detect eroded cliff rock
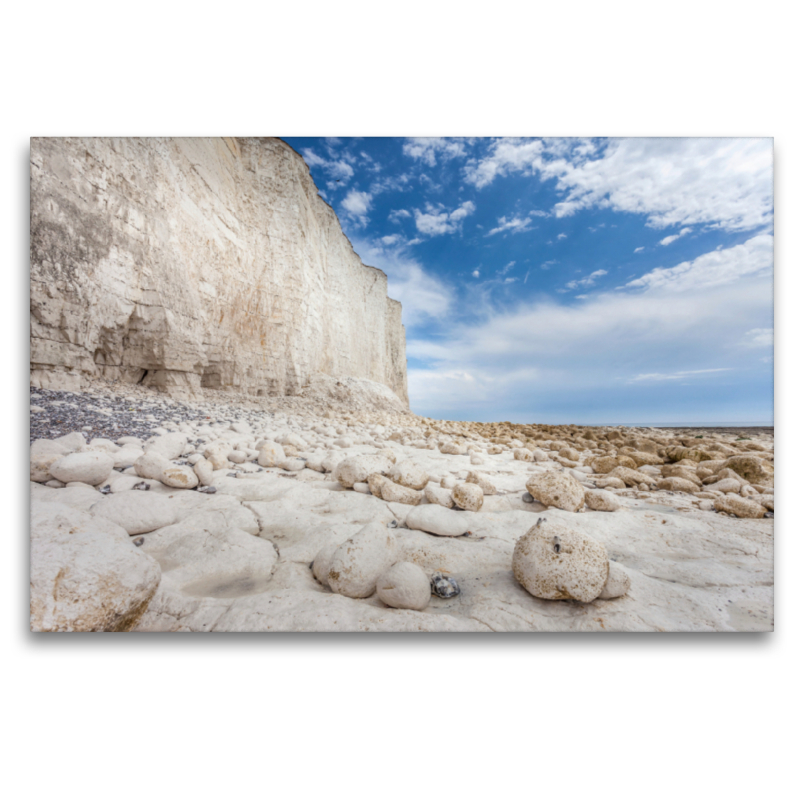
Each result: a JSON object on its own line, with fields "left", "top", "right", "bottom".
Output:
{"left": 30, "top": 137, "right": 408, "bottom": 403}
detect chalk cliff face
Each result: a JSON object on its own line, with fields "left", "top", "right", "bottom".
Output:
{"left": 30, "top": 137, "right": 408, "bottom": 404}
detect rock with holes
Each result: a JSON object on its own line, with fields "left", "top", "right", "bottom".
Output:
{"left": 525, "top": 471, "right": 585, "bottom": 512}
{"left": 30, "top": 501, "right": 161, "bottom": 631}
{"left": 713, "top": 495, "right": 767, "bottom": 519}
{"left": 512, "top": 519, "right": 609, "bottom": 602}
{"left": 389, "top": 460, "right": 429, "bottom": 491}
{"left": 327, "top": 522, "right": 398, "bottom": 598}
{"left": 466, "top": 471, "right": 496, "bottom": 496}
{"left": 453, "top": 482, "right": 484, "bottom": 512}
{"left": 49, "top": 452, "right": 115, "bottom": 486}
{"left": 656, "top": 477, "right": 698, "bottom": 494}
{"left": 257, "top": 441, "right": 286, "bottom": 468}
{"left": 723, "top": 455, "right": 771, "bottom": 484}
{"left": 585, "top": 489, "right": 621, "bottom": 512}
{"left": 376, "top": 562, "right": 431, "bottom": 611}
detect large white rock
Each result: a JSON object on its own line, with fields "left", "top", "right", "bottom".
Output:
{"left": 49, "top": 452, "right": 115, "bottom": 486}
{"left": 585, "top": 489, "right": 621, "bottom": 512}
{"left": 379, "top": 479, "right": 423, "bottom": 505}
{"left": 512, "top": 519, "right": 609, "bottom": 602}
{"left": 145, "top": 432, "right": 188, "bottom": 460}
{"left": 423, "top": 484, "right": 455, "bottom": 508}
{"left": 333, "top": 453, "right": 394, "bottom": 488}
{"left": 525, "top": 471, "right": 585, "bottom": 512}
{"left": 453, "top": 482, "right": 484, "bottom": 511}
{"left": 257, "top": 441, "right": 286, "bottom": 467}
{"left": 389, "top": 460, "right": 429, "bottom": 491}
{"left": 312, "top": 543, "right": 338, "bottom": 588}
{"left": 30, "top": 501, "right": 161, "bottom": 631}
{"left": 376, "top": 562, "right": 431, "bottom": 611}
{"left": 466, "top": 471, "right": 496, "bottom": 495}
{"left": 90, "top": 491, "right": 182, "bottom": 535}
{"left": 327, "top": 522, "right": 398, "bottom": 598}
{"left": 30, "top": 439, "right": 68, "bottom": 482}
{"left": 405, "top": 505, "right": 470, "bottom": 537}
{"left": 599, "top": 561, "right": 631, "bottom": 599}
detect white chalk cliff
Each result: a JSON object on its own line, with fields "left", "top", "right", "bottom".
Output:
{"left": 30, "top": 137, "right": 408, "bottom": 403}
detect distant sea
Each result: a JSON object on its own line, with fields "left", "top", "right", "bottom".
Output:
{"left": 581, "top": 421, "right": 773, "bottom": 428}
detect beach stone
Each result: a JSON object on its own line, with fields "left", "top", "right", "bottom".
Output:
{"left": 406, "top": 504, "right": 470, "bottom": 537}
{"left": 608, "top": 466, "right": 656, "bottom": 487}
{"left": 423, "top": 484, "right": 455, "bottom": 508}
{"left": 594, "top": 476, "right": 625, "bottom": 490}
{"left": 321, "top": 452, "right": 346, "bottom": 473}
{"left": 598, "top": 561, "right": 631, "bottom": 599}
{"left": 30, "top": 501, "right": 161, "bottom": 631}
{"left": 512, "top": 519, "right": 609, "bottom": 602}
{"left": 228, "top": 450, "right": 247, "bottom": 464}
{"left": 453, "top": 482, "right": 484, "bottom": 512}
{"left": 470, "top": 453, "right": 485, "bottom": 465}
{"left": 193, "top": 458, "right": 214, "bottom": 486}
{"left": 366, "top": 473, "right": 391, "bottom": 499}
{"left": 379, "top": 479, "right": 423, "bottom": 505}
{"left": 145, "top": 432, "right": 188, "bottom": 460}
{"left": 525, "top": 471, "right": 585, "bottom": 512}
{"left": 160, "top": 462, "right": 199, "bottom": 490}
{"left": 585, "top": 489, "right": 621, "bottom": 512}
{"left": 49, "top": 452, "right": 115, "bottom": 486}
{"left": 431, "top": 573, "right": 460, "bottom": 598}
{"left": 312, "top": 543, "right": 338, "bottom": 587}
{"left": 53, "top": 432, "right": 86, "bottom": 453}
{"left": 724, "top": 455, "right": 771, "bottom": 484}
{"left": 376, "top": 562, "right": 431, "bottom": 611}
{"left": 513, "top": 448, "right": 534, "bottom": 462}
{"left": 759, "top": 495, "right": 774, "bottom": 511}
{"left": 353, "top": 482, "right": 370, "bottom": 494}
{"left": 134, "top": 451, "right": 170, "bottom": 480}
{"left": 559, "top": 447, "right": 580, "bottom": 462}
{"left": 327, "top": 522, "right": 398, "bottom": 598}
{"left": 706, "top": 478, "right": 742, "bottom": 494}
{"left": 466, "top": 471, "right": 496, "bottom": 495}
{"left": 589, "top": 456, "right": 620, "bottom": 474}
{"left": 441, "top": 476, "right": 457, "bottom": 489}
{"left": 389, "top": 460, "right": 429, "bottom": 490}
{"left": 257, "top": 440, "right": 286, "bottom": 468}
{"left": 704, "top": 467, "right": 743, "bottom": 485}
{"left": 333, "top": 453, "right": 393, "bottom": 488}
{"left": 532, "top": 449, "right": 548, "bottom": 462}
{"left": 714, "top": 495, "right": 767, "bottom": 519}
{"left": 656, "top": 477, "right": 698, "bottom": 494}
{"left": 440, "top": 441, "right": 466, "bottom": 455}
{"left": 30, "top": 439, "right": 69, "bottom": 482}
{"left": 90, "top": 490, "right": 182, "bottom": 534}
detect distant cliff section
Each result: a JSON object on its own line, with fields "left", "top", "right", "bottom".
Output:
{"left": 30, "top": 137, "right": 408, "bottom": 404}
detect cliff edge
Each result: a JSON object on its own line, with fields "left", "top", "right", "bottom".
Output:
{"left": 30, "top": 137, "right": 408, "bottom": 404}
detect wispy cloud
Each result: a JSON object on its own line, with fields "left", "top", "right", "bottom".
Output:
{"left": 634, "top": 246, "right": 645, "bottom": 253}
{"left": 742, "top": 327, "right": 774, "bottom": 348}
{"left": 486, "top": 213, "right": 541, "bottom": 237}
{"left": 659, "top": 227, "right": 693, "bottom": 246}
{"left": 302, "top": 147, "right": 356, "bottom": 190}
{"left": 565, "top": 269, "right": 607, "bottom": 290}
{"left": 628, "top": 368, "right": 732, "bottom": 383}
{"left": 557, "top": 233, "right": 567, "bottom": 240}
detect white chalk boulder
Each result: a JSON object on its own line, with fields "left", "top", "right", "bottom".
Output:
{"left": 376, "top": 562, "right": 431, "bottom": 611}
{"left": 525, "top": 471, "right": 585, "bottom": 513}
{"left": 327, "top": 522, "right": 399, "bottom": 598}
{"left": 49, "top": 452, "right": 115, "bottom": 486}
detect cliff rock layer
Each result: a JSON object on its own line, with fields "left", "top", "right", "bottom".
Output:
{"left": 30, "top": 137, "right": 408, "bottom": 403}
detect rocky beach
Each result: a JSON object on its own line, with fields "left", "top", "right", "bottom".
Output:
{"left": 29, "top": 376, "right": 774, "bottom": 632}
{"left": 28, "top": 136, "right": 774, "bottom": 633}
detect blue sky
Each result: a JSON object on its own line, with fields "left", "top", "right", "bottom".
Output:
{"left": 282, "top": 137, "right": 773, "bottom": 424}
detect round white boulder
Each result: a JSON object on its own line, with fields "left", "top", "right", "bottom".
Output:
{"left": 389, "top": 460, "right": 429, "bottom": 490}
{"left": 49, "top": 452, "right": 115, "bottom": 486}
{"left": 376, "top": 562, "right": 431, "bottom": 611}
{"left": 406, "top": 505, "right": 470, "bottom": 537}
{"left": 333, "top": 454, "right": 394, "bottom": 489}
{"left": 312, "top": 543, "right": 338, "bottom": 588}
{"left": 327, "top": 522, "right": 398, "bottom": 598}
{"left": 453, "top": 482, "right": 484, "bottom": 511}
{"left": 257, "top": 441, "right": 286, "bottom": 468}
{"left": 585, "top": 489, "right": 621, "bottom": 512}
{"left": 525, "top": 471, "right": 585, "bottom": 512}
{"left": 512, "top": 519, "right": 609, "bottom": 602}
{"left": 598, "top": 560, "right": 631, "bottom": 599}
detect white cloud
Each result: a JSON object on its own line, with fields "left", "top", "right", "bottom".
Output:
{"left": 340, "top": 190, "right": 372, "bottom": 225}
{"left": 301, "top": 147, "right": 355, "bottom": 190}
{"left": 541, "top": 260, "right": 558, "bottom": 270}
{"left": 557, "top": 233, "right": 567, "bottom": 240}
{"left": 349, "top": 237, "right": 452, "bottom": 328}
{"left": 370, "top": 172, "right": 411, "bottom": 195}
{"left": 634, "top": 247, "right": 645, "bottom": 253}
{"left": 380, "top": 234, "right": 402, "bottom": 246}
{"left": 628, "top": 368, "right": 732, "bottom": 383}
{"left": 414, "top": 200, "right": 476, "bottom": 236}
{"left": 463, "top": 137, "right": 773, "bottom": 232}
{"left": 472, "top": 269, "right": 480, "bottom": 278}
{"left": 388, "top": 208, "right": 412, "bottom": 223}
{"left": 486, "top": 214, "right": 536, "bottom": 237}
{"left": 625, "top": 234, "right": 772, "bottom": 293}
{"left": 742, "top": 327, "right": 774, "bottom": 348}
{"left": 402, "top": 137, "right": 469, "bottom": 167}
{"left": 659, "top": 227, "right": 693, "bottom": 246}
{"left": 565, "top": 269, "right": 607, "bottom": 290}
{"left": 404, "top": 237, "right": 773, "bottom": 419}
{"left": 498, "top": 261, "right": 516, "bottom": 276}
